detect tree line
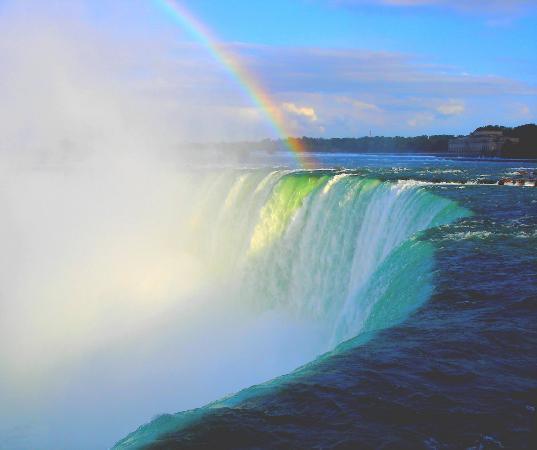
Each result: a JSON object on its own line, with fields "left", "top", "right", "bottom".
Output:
{"left": 196, "top": 123, "right": 537, "bottom": 159}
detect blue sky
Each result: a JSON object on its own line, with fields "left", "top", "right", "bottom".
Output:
{"left": 160, "top": 0, "right": 537, "bottom": 137}
{"left": 180, "top": 0, "right": 537, "bottom": 135}
{"left": 2, "top": 0, "right": 536, "bottom": 140}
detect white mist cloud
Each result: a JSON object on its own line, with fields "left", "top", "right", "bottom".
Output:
{"left": 0, "top": 2, "right": 273, "bottom": 448}
{"left": 0, "top": 1, "right": 285, "bottom": 162}
{"left": 0, "top": 3, "right": 192, "bottom": 165}
{"left": 0, "top": 0, "right": 204, "bottom": 408}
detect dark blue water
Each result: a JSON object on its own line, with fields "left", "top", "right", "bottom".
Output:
{"left": 116, "top": 155, "right": 536, "bottom": 450}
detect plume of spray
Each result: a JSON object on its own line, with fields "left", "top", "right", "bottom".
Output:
{"left": 0, "top": 2, "right": 323, "bottom": 449}
{"left": 0, "top": 0, "right": 199, "bottom": 377}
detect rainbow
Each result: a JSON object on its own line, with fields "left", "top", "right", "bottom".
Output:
{"left": 155, "top": 0, "right": 316, "bottom": 169}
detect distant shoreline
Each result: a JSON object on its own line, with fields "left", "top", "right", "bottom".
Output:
{"left": 188, "top": 123, "right": 537, "bottom": 160}
{"left": 262, "top": 150, "right": 537, "bottom": 162}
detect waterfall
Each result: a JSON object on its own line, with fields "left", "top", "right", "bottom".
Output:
{"left": 113, "top": 169, "right": 470, "bottom": 450}
{"left": 185, "top": 170, "right": 469, "bottom": 346}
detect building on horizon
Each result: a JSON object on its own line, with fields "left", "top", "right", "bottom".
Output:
{"left": 448, "top": 130, "right": 519, "bottom": 158}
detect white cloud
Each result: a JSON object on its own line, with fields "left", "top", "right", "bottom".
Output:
{"left": 407, "top": 112, "right": 435, "bottom": 127}
{"left": 436, "top": 99, "right": 465, "bottom": 116}
{"left": 519, "top": 104, "right": 531, "bottom": 116}
{"left": 509, "top": 102, "right": 533, "bottom": 120}
{"left": 332, "top": 0, "right": 535, "bottom": 15}
{"left": 237, "top": 45, "right": 536, "bottom": 134}
{"left": 353, "top": 100, "right": 381, "bottom": 111}
{"left": 241, "top": 45, "right": 536, "bottom": 98}
{"left": 282, "top": 102, "right": 318, "bottom": 121}
{"left": 202, "top": 43, "right": 536, "bottom": 136}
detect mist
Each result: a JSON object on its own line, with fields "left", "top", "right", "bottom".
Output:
{"left": 0, "top": 2, "right": 328, "bottom": 449}
{"left": 1, "top": 2, "right": 431, "bottom": 449}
